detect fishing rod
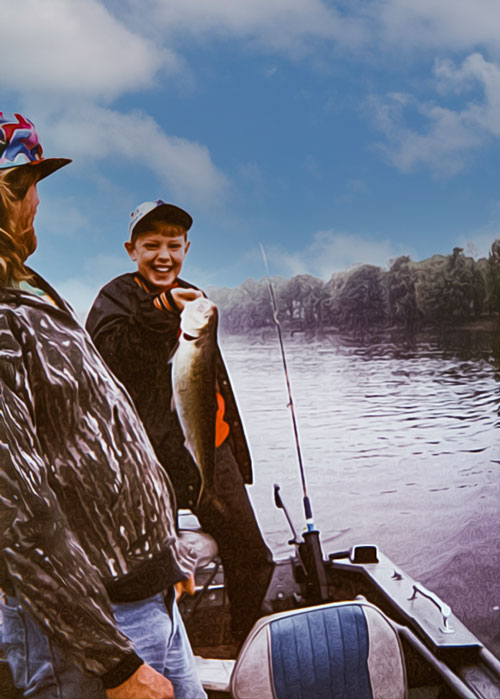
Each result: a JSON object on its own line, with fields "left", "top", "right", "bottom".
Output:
{"left": 260, "top": 244, "right": 329, "bottom": 601}
{"left": 259, "top": 244, "right": 314, "bottom": 531}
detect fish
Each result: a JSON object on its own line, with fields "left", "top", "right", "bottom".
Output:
{"left": 170, "top": 296, "right": 222, "bottom": 510}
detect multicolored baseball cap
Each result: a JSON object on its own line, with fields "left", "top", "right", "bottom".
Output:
{"left": 129, "top": 199, "right": 193, "bottom": 239}
{"left": 0, "top": 113, "right": 71, "bottom": 180}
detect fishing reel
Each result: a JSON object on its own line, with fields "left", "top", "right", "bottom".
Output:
{"left": 273, "top": 483, "right": 329, "bottom": 603}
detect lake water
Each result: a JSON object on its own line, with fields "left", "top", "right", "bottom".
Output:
{"left": 219, "top": 328, "right": 500, "bottom": 657}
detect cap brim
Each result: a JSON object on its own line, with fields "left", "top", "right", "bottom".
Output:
{"left": 3, "top": 157, "right": 72, "bottom": 183}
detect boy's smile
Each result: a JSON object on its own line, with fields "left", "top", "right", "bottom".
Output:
{"left": 125, "top": 227, "right": 190, "bottom": 290}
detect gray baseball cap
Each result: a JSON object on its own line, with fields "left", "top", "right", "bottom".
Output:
{"left": 128, "top": 199, "right": 193, "bottom": 239}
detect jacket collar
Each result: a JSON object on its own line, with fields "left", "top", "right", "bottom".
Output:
{"left": 0, "top": 269, "right": 75, "bottom": 318}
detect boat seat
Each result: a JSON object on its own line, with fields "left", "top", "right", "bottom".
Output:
{"left": 230, "top": 600, "right": 407, "bottom": 699}
{"left": 178, "top": 528, "right": 218, "bottom": 571}
{"left": 177, "top": 529, "right": 220, "bottom": 617}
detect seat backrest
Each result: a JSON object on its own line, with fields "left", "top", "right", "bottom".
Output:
{"left": 178, "top": 528, "right": 218, "bottom": 570}
{"left": 230, "top": 601, "right": 407, "bottom": 699}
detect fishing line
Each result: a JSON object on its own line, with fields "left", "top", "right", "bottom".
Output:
{"left": 259, "top": 243, "right": 314, "bottom": 531}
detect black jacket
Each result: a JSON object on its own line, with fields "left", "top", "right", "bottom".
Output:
{"left": 86, "top": 273, "right": 252, "bottom": 509}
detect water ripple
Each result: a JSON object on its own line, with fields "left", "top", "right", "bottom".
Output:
{"left": 221, "top": 332, "right": 500, "bottom": 655}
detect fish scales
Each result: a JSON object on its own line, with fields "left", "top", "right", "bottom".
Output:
{"left": 171, "top": 297, "right": 219, "bottom": 506}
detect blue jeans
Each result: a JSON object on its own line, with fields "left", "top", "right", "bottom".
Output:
{"left": 1, "top": 592, "right": 207, "bottom": 699}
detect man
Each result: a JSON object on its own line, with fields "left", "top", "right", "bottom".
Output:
{"left": 0, "top": 113, "right": 206, "bottom": 698}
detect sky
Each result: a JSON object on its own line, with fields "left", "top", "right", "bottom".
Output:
{"left": 4, "top": 0, "right": 500, "bottom": 315}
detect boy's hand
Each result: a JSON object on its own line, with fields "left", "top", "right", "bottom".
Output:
{"left": 170, "top": 288, "right": 203, "bottom": 312}
{"left": 175, "top": 572, "right": 196, "bottom": 600}
{"left": 105, "top": 664, "right": 174, "bottom": 699}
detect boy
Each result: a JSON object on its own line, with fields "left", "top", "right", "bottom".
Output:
{"left": 86, "top": 200, "right": 274, "bottom": 640}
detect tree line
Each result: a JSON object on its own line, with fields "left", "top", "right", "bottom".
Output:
{"left": 207, "top": 241, "right": 500, "bottom": 335}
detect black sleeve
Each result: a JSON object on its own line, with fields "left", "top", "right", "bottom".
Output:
{"left": 86, "top": 281, "right": 181, "bottom": 397}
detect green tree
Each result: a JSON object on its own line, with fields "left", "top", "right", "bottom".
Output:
{"left": 276, "top": 274, "right": 328, "bottom": 331}
{"left": 386, "top": 256, "right": 418, "bottom": 328}
{"left": 414, "top": 248, "right": 484, "bottom": 325}
{"left": 332, "top": 264, "right": 387, "bottom": 331}
{"left": 485, "top": 240, "right": 500, "bottom": 316}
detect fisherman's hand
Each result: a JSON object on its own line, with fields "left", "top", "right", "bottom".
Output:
{"left": 170, "top": 288, "right": 203, "bottom": 312}
{"left": 175, "top": 572, "right": 196, "bottom": 600}
{"left": 105, "top": 664, "right": 174, "bottom": 699}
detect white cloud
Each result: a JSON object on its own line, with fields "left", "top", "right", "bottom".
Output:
{"left": 107, "top": 0, "right": 500, "bottom": 60}
{"left": 124, "top": 0, "right": 367, "bottom": 54}
{"left": 5, "top": 0, "right": 500, "bottom": 109}
{"left": 367, "top": 53, "right": 500, "bottom": 176}
{"left": 372, "top": 0, "right": 500, "bottom": 54}
{"left": 266, "top": 230, "right": 408, "bottom": 279}
{"left": 0, "top": 2, "right": 227, "bottom": 206}
{"left": 9, "top": 1, "right": 500, "bottom": 218}
{"left": 370, "top": 96, "right": 481, "bottom": 176}
{"left": 434, "top": 54, "right": 500, "bottom": 137}
{"left": 458, "top": 229, "right": 500, "bottom": 261}
{"left": 32, "top": 105, "right": 228, "bottom": 206}
{"left": 0, "top": 0, "right": 175, "bottom": 100}
{"left": 0, "top": 0, "right": 235, "bottom": 207}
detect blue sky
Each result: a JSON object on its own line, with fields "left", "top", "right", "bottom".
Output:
{"left": 3, "top": 0, "right": 500, "bottom": 314}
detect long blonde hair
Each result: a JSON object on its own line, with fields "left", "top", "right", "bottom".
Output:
{"left": 0, "top": 168, "right": 37, "bottom": 287}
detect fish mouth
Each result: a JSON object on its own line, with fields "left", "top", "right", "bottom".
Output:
{"left": 180, "top": 297, "right": 218, "bottom": 336}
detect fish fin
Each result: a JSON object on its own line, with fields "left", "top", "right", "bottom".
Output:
{"left": 167, "top": 339, "right": 180, "bottom": 364}
{"left": 183, "top": 438, "right": 198, "bottom": 466}
{"left": 215, "top": 392, "right": 230, "bottom": 447}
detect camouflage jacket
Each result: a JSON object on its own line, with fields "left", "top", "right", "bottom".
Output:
{"left": 0, "top": 272, "right": 194, "bottom": 685}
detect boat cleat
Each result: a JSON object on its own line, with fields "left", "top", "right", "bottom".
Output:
{"left": 408, "top": 582, "right": 455, "bottom": 634}
{"left": 328, "top": 547, "right": 480, "bottom": 651}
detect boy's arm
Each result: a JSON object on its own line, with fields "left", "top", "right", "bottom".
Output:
{"left": 86, "top": 282, "right": 181, "bottom": 387}
{"left": 86, "top": 281, "right": 202, "bottom": 401}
